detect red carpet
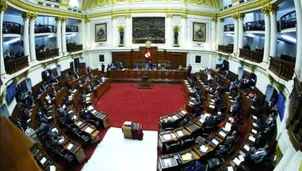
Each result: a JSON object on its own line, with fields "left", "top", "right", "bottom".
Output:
{"left": 95, "top": 83, "right": 186, "bottom": 130}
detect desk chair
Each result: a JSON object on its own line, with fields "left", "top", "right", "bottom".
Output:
{"left": 165, "top": 141, "right": 181, "bottom": 153}
{"left": 180, "top": 137, "right": 195, "bottom": 149}
{"left": 207, "top": 157, "right": 225, "bottom": 171}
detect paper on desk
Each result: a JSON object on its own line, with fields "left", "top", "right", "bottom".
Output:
{"left": 181, "top": 110, "right": 187, "bottom": 115}
{"left": 85, "top": 97, "right": 90, "bottom": 101}
{"left": 47, "top": 116, "right": 53, "bottom": 119}
{"left": 163, "top": 158, "right": 171, "bottom": 167}
{"left": 68, "top": 110, "right": 73, "bottom": 114}
{"left": 252, "top": 122, "right": 257, "bottom": 127}
{"left": 239, "top": 150, "right": 246, "bottom": 157}
{"left": 233, "top": 157, "right": 241, "bottom": 166}
{"left": 50, "top": 165, "right": 56, "bottom": 171}
{"left": 182, "top": 153, "right": 192, "bottom": 161}
{"left": 212, "top": 139, "right": 219, "bottom": 145}
{"left": 177, "top": 130, "right": 184, "bottom": 137}
{"left": 86, "top": 93, "right": 92, "bottom": 97}
{"left": 244, "top": 144, "right": 250, "bottom": 151}
{"left": 76, "top": 121, "right": 82, "bottom": 126}
{"left": 227, "top": 166, "right": 234, "bottom": 171}
{"left": 248, "top": 136, "right": 255, "bottom": 142}
{"left": 40, "top": 157, "right": 47, "bottom": 164}
{"left": 252, "top": 115, "right": 257, "bottom": 120}
{"left": 172, "top": 115, "right": 178, "bottom": 121}
{"left": 72, "top": 115, "right": 77, "bottom": 119}
{"left": 224, "top": 122, "right": 232, "bottom": 131}
{"left": 211, "top": 99, "right": 215, "bottom": 102}
{"left": 51, "top": 128, "right": 58, "bottom": 133}
{"left": 199, "top": 145, "right": 209, "bottom": 153}
{"left": 219, "top": 131, "right": 227, "bottom": 137}
{"left": 229, "top": 117, "right": 234, "bottom": 123}
{"left": 67, "top": 143, "right": 73, "bottom": 150}
{"left": 209, "top": 104, "right": 215, "bottom": 109}
{"left": 124, "top": 121, "right": 132, "bottom": 126}
{"left": 85, "top": 127, "right": 93, "bottom": 134}
{"left": 91, "top": 110, "right": 97, "bottom": 114}
{"left": 87, "top": 105, "right": 93, "bottom": 111}
{"left": 163, "top": 134, "right": 172, "bottom": 140}
{"left": 251, "top": 129, "right": 257, "bottom": 134}
{"left": 238, "top": 155, "right": 245, "bottom": 162}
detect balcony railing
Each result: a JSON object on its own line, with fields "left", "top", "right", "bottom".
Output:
{"left": 36, "top": 48, "right": 59, "bottom": 61}
{"left": 239, "top": 48, "right": 263, "bottom": 63}
{"left": 224, "top": 24, "right": 234, "bottom": 32}
{"left": 245, "top": 20, "right": 265, "bottom": 31}
{"left": 67, "top": 44, "right": 83, "bottom": 53}
{"left": 66, "top": 25, "right": 78, "bottom": 32}
{"left": 269, "top": 57, "right": 295, "bottom": 80}
{"left": 4, "top": 56, "right": 29, "bottom": 74}
{"left": 280, "top": 11, "right": 296, "bottom": 30}
{"left": 34, "top": 24, "right": 55, "bottom": 33}
{"left": 2, "top": 21, "right": 22, "bottom": 34}
{"left": 218, "top": 44, "right": 233, "bottom": 53}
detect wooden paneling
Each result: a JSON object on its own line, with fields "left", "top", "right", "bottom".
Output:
{"left": 111, "top": 47, "right": 187, "bottom": 69}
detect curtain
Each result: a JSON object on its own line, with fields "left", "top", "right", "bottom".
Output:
{"left": 277, "top": 91, "right": 286, "bottom": 121}
{"left": 0, "top": 115, "right": 40, "bottom": 171}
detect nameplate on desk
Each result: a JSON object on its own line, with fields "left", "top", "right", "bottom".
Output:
{"left": 67, "top": 143, "right": 74, "bottom": 150}
{"left": 212, "top": 139, "right": 219, "bottom": 145}
{"left": 219, "top": 131, "right": 227, "bottom": 138}
{"left": 177, "top": 130, "right": 184, "bottom": 137}
{"left": 233, "top": 157, "right": 241, "bottom": 166}
{"left": 244, "top": 144, "right": 250, "bottom": 151}
{"left": 199, "top": 145, "right": 209, "bottom": 153}
{"left": 76, "top": 121, "right": 83, "bottom": 126}
{"left": 85, "top": 127, "right": 93, "bottom": 134}
{"left": 40, "top": 157, "right": 47, "bottom": 165}
{"left": 251, "top": 129, "right": 257, "bottom": 134}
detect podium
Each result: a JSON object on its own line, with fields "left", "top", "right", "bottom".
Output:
{"left": 122, "top": 121, "right": 144, "bottom": 140}
{"left": 138, "top": 75, "right": 153, "bottom": 89}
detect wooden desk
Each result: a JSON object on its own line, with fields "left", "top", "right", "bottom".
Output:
{"left": 158, "top": 132, "right": 177, "bottom": 151}
{"left": 110, "top": 69, "right": 187, "bottom": 82}
{"left": 157, "top": 155, "right": 179, "bottom": 171}
{"left": 93, "top": 78, "right": 111, "bottom": 97}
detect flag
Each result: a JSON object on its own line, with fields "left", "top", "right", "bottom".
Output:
{"left": 145, "top": 48, "right": 152, "bottom": 60}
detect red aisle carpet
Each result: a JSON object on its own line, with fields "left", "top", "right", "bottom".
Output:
{"left": 95, "top": 83, "right": 186, "bottom": 130}
{"left": 71, "top": 83, "right": 185, "bottom": 171}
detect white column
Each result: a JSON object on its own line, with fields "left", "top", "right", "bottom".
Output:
{"left": 112, "top": 15, "right": 117, "bottom": 47}
{"left": 78, "top": 19, "right": 85, "bottom": 48}
{"left": 269, "top": 6, "right": 278, "bottom": 58}
{"left": 166, "top": 14, "right": 172, "bottom": 48}
{"left": 217, "top": 18, "right": 224, "bottom": 46}
{"left": 61, "top": 18, "right": 67, "bottom": 54}
{"left": 22, "top": 13, "right": 30, "bottom": 60}
{"left": 233, "top": 16, "right": 239, "bottom": 53}
{"left": 238, "top": 14, "right": 245, "bottom": 50}
{"left": 85, "top": 19, "right": 91, "bottom": 50}
{"left": 0, "top": 10, "right": 5, "bottom": 74}
{"left": 263, "top": 9, "right": 271, "bottom": 63}
{"left": 56, "top": 17, "right": 62, "bottom": 54}
{"left": 293, "top": 0, "right": 302, "bottom": 80}
{"left": 180, "top": 14, "right": 187, "bottom": 48}
{"left": 29, "top": 14, "right": 37, "bottom": 61}
{"left": 211, "top": 18, "right": 216, "bottom": 51}
{"left": 125, "top": 14, "right": 131, "bottom": 47}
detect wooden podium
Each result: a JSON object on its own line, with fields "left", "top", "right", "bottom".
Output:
{"left": 138, "top": 74, "right": 153, "bottom": 89}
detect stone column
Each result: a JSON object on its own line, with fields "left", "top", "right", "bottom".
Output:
{"left": 61, "top": 17, "right": 67, "bottom": 55}
{"left": 125, "top": 14, "right": 131, "bottom": 47}
{"left": 55, "top": 17, "right": 62, "bottom": 54}
{"left": 211, "top": 17, "right": 217, "bottom": 51}
{"left": 22, "top": 12, "right": 30, "bottom": 60}
{"left": 232, "top": 14, "right": 239, "bottom": 54}
{"left": 29, "top": 13, "right": 37, "bottom": 61}
{"left": 217, "top": 18, "right": 224, "bottom": 47}
{"left": 238, "top": 13, "right": 245, "bottom": 50}
{"left": 180, "top": 14, "right": 187, "bottom": 48}
{"left": 293, "top": 0, "right": 302, "bottom": 80}
{"left": 85, "top": 18, "right": 91, "bottom": 50}
{"left": 262, "top": 6, "right": 271, "bottom": 63}
{"left": 269, "top": 4, "right": 278, "bottom": 58}
{"left": 166, "top": 13, "right": 172, "bottom": 48}
{"left": 111, "top": 15, "right": 118, "bottom": 47}
{"left": 77, "top": 19, "right": 85, "bottom": 48}
{"left": 0, "top": 1, "right": 8, "bottom": 75}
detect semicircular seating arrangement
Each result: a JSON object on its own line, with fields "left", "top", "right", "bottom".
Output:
{"left": 157, "top": 68, "right": 278, "bottom": 171}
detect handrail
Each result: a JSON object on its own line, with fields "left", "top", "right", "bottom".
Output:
{"left": 280, "top": 11, "right": 296, "bottom": 30}
{"left": 245, "top": 20, "right": 265, "bottom": 31}
{"left": 2, "top": 21, "right": 22, "bottom": 34}
{"left": 224, "top": 24, "right": 234, "bottom": 32}
{"left": 36, "top": 48, "right": 59, "bottom": 61}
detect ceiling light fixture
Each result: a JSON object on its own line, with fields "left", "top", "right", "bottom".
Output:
{"left": 245, "top": 33, "right": 255, "bottom": 38}
{"left": 225, "top": 34, "right": 234, "bottom": 37}
{"left": 4, "top": 38, "right": 21, "bottom": 44}
{"left": 281, "top": 35, "right": 296, "bottom": 43}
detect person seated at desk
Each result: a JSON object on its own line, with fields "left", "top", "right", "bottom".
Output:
{"left": 161, "top": 116, "right": 174, "bottom": 130}
{"left": 86, "top": 84, "right": 93, "bottom": 93}
{"left": 204, "top": 112, "right": 224, "bottom": 127}
{"left": 76, "top": 81, "right": 82, "bottom": 89}
{"left": 57, "top": 105, "right": 67, "bottom": 116}
{"left": 208, "top": 85, "right": 215, "bottom": 95}
{"left": 178, "top": 115, "right": 193, "bottom": 127}
{"left": 26, "top": 92, "right": 35, "bottom": 106}
{"left": 265, "top": 113, "right": 276, "bottom": 126}
{"left": 48, "top": 89, "right": 57, "bottom": 99}
{"left": 224, "top": 131, "right": 238, "bottom": 145}
{"left": 79, "top": 108, "right": 99, "bottom": 128}
{"left": 49, "top": 74, "right": 59, "bottom": 84}
{"left": 182, "top": 161, "right": 204, "bottom": 171}
{"left": 249, "top": 144, "right": 269, "bottom": 164}
{"left": 84, "top": 76, "right": 90, "bottom": 83}
{"left": 204, "top": 67, "right": 210, "bottom": 73}
{"left": 216, "top": 143, "right": 232, "bottom": 156}
{"left": 230, "top": 102, "right": 240, "bottom": 117}
{"left": 37, "top": 110, "right": 51, "bottom": 124}
{"left": 41, "top": 102, "right": 52, "bottom": 113}
{"left": 214, "top": 96, "right": 223, "bottom": 106}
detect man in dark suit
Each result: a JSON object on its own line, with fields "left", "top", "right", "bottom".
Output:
{"left": 187, "top": 64, "right": 192, "bottom": 77}
{"left": 249, "top": 144, "right": 269, "bottom": 164}
{"left": 101, "top": 63, "right": 105, "bottom": 73}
